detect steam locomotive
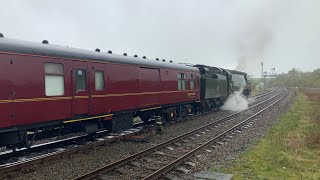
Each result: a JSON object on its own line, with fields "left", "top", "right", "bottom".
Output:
{"left": 0, "top": 34, "right": 250, "bottom": 148}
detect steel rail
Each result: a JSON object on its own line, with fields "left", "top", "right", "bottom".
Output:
{"left": 142, "top": 89, "right": 288, "bottom": 180}
{"left": 0, "top": 128, "right": 142, "bottom": 173}
{"left": 250, "top": 89, "right": 276, "bottom": 99}
{"left": 74, "top": 89, "right": 285, "bottom": 180}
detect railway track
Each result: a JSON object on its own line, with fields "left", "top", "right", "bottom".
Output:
{"left": 251, "top": 89, "right": 274, "bottom": 98}
{"left": 0, "top": 130, "right": 104, "bottom": 160}
{"left": 0, "top": 89, "right": 279, "bottom": 176}
{"left": 74, "top": 89, "right": 287, "bottom": 180}
{"left": 0, "top": 128, "right": 143, "bottom": 173}
{"left": 0, "top": 126, "right": 146, "bottom": 162}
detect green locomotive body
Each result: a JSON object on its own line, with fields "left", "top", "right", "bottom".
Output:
{"left": 195, "top": 65, "right": 251, "bottom": 110}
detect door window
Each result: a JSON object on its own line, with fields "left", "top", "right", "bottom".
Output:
{"left": 178, "top": 73, "right": 186, "bottom": 90}
{"left": 95, "top": 71, "right": 105, "bottom": 90}
{"left": 190, "top": 74, "right": 195, "bottom": 90}
{"left": 76, "top": 69, "right": 87, "bottom": 91}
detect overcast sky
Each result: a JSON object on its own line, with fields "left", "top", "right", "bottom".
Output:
{"left": 1, "top": 0, "right": 319, "bottom": 77}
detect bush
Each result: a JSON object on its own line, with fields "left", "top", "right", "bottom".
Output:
{"left": 270, "top": 68, "right": 320, "bottom": 88}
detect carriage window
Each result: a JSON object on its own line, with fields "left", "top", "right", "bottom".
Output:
{"left": 76, "top": 69, "right": 87, "bottom": 91}
{"left": 44, "top": 63, "right": 64, "bottom": 96}
{"left": 95, "top": 71, "right": 104, "bottom": 90}
{"left": 190, "top": 74, "right": 195, "bottom": 90}
{"left": 178, "top": 73, "right": 186, "bottom": 90}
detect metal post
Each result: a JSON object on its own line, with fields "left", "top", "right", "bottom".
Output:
{"left": 264, "top": 71, "right": 267, "bottom": 89}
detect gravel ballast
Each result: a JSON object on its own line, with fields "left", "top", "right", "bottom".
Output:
{"left": 178, "top": 90, "right": 295, "bottom": 179}
{"left": 2, "top": 111, "right": 231, "bottom": 179}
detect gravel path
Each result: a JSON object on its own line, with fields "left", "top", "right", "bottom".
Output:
{"left": 1, "top": 90, "right": 282, "bottom": 180}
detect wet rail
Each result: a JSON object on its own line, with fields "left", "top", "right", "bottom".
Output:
{"left": 74, "top": 89, "right": 286, "bottom": 180}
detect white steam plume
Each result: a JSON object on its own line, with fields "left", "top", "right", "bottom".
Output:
{"left": 221, "top": 90, "right": 248, "bottom": 112}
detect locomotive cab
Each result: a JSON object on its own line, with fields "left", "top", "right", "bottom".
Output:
{"left": 224, "top": 69, "right": 251, "bottom": 97}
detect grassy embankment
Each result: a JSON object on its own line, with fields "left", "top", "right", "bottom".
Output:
{"left": 214, "top": 90, "right": 320, "bottom": 179}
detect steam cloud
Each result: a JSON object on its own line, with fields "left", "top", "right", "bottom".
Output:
{"left": 235, "top": 1, "right": 280, "bottom": 73}
{"left": 221, "top": 90, "right": 248, "bottom": 112}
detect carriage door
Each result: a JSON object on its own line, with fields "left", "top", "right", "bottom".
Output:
{"left": 89, "top": 63, "right": 106, "bottom": 115}
{"left": 0, "top": 55, "right": 15, "bottom": 127}
{"left": 72, "top": 62, "right": 90, "bottom": 115}
{"left": 139, "top": 68, "right": 161, "bottom": 107}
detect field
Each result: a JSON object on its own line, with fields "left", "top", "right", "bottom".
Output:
{"left": 213, "top": 90, "right": 320, "bottom": 179}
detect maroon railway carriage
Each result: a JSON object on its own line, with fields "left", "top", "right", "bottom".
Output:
{"left": 0, "top": 37, "right": 200, "bottom": 148}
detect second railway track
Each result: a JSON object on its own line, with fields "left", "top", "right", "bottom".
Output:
{"left": 74, "top": 89, "right": 288, "bottom": 180}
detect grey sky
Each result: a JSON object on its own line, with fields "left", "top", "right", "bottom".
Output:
{"left": 1, "top": 0, "right": 319, "bottom": 77}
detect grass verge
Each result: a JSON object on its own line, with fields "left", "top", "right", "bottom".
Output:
{"left": 213, "top": 91, "right": 320, "bottom": 179}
